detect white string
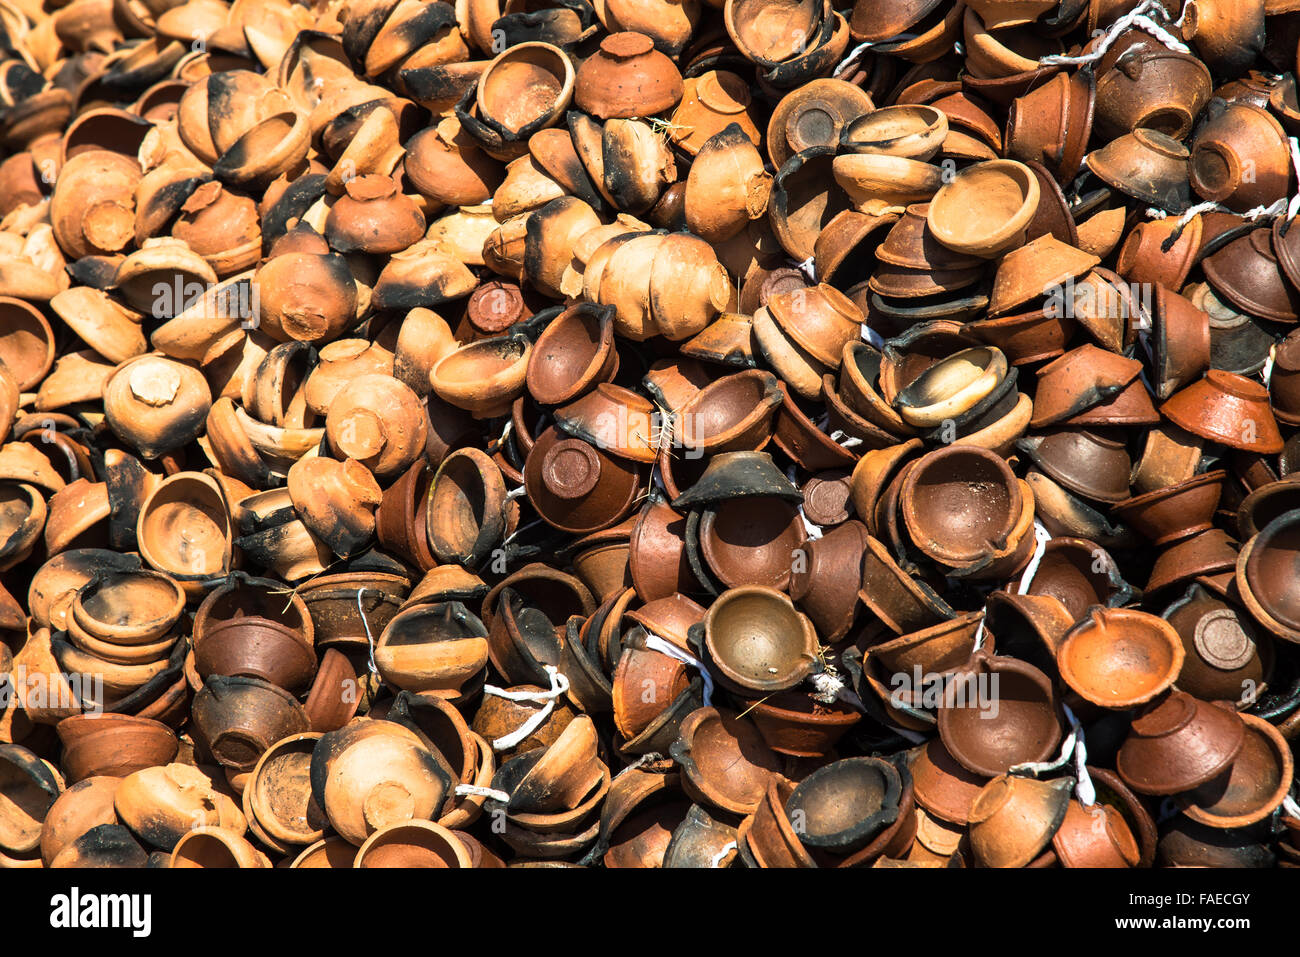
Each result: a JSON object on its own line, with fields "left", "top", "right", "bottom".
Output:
{"left": 1010, "top": 718, "right": 1079, "bottom": 775}
{"left": 798, "top": 508, "right": 825, "bottom": 540}
{"left": 1264, "top": 343, "right": 1277, "bottom": 389}
{"left": 1286, "top": 137, "right": 1300, "bottom": 223}
{"left": 357, "top": 588, "right": 379, "bottom": 677}
{"left": 1283, "top": 793, "right": 1300, "bottom": 819}
{"left": 1015, "top": 521, "right": 1053, "bottom": 595}
{"left": 1039, "top": 0, "right": 1188, "bottom": 66}
{"left": 792, "top": 256, "right": 816, "bottom": 281}
{"left": 505, "top": 485, "right": 528, "bottom": 500}
{"left": 644, "top": 634, "right": 713, "bottom": 707}
{"left": 972, "top": 615, "right": 987, "bottom": 652}
{"left": 709, "top": 840, "right": 738, "bottom": 867}
{"left": 501, "top": 517, "right": 545, "bottom": 547}
{"left": 829, "top": 429, "right": 864, "bottom": 449}
{"left": 833, "top": 40, "right": 875, "bottom": 77}
{"left": 482, "top": 665, "right": 571, "bottom": 750}
{"left": 1066, "top": 704, "right": 1096, "bottom": 806}
{"left": 455, "top": 783, "right": 511, "bottom": 802}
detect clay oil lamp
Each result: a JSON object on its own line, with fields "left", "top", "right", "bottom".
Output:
{"left": 967, "top": 774, "right": 1072, "bottom": 868}
{"left": 784, "top": 757, "right": 903, "bottom": 856}
{"left": 422, "top": 448, "right": 507, "bottom": 571}
{"left": 1050, "top": 799, "right": 1140, "bottom": 868}
{"left": 1017, "top": 429, "right": 1131, "bottom": 504}
{"left": 1164, "top": 586, "right": 1270, "bottom": 704}
{"left": 670, "top": 706, "right": 783, "bottom": 816}
{"left": 0, "top": 482, "right": 46, "bottom": 573}
{"left": 1161, "top": 370, "right": 1284, "bottom": 455}
{"left": 474, "top": 41, "right": 574, "bottom": 142}
{"left": 1203, "top": 226, "right": 1300, "bottom": 324}
{"left": 926, "top": 159, "right": 1040, "bottom": 259}
{"left": 743, "top": 689, "right": 862, "bottom": 758}
{"left": 1056, "top": 608, "right": 1184, "bottom": 710}
{"left": 353, "top": 819, "right": 475, "bottom": 868}
{"left": 684, "top": 125, "right": 772, "bottom": 244}
{"left": 832, "top": 151, "right": 945, "bottom": 211}
{"left": 574, "top": 32, "right": 682, "bottom": 120}
{"left": 136, "top": 471, "right": 233, "bottom": 596}
{"left": 744, "top": 776, "right": 816, "bottom": 869}
{"left": 1177, "top": 713, "right": 1293, "bottom": 829}
{"left": 430, "top": 334, "right": 532, "bottom": 419}
{"left": 694, "top": 494, "right": 808, "bottom": 592}
{"left": 113, "top": 763, "right": 244, "bottom": 851}
{"left": 840, "top": 105, "right": 948, "bottom": 160}
{"left": 1115, "top": 691, "right": 1246, "bottom": 795}
{"left": 702, "top": 586, "right": 818, "bottom": 694}
{"left": 937, "top": 649, "right": 1061, "bottom": 777}
{"left": 858, "top": 534, "right": 956, "bottom": 635}
{"left": 1026, "top": 344, "right": 1142, "bottom": 428}
{"left": 525, "top": 302, "right": 617, "bottom": 406}
{"left": 373, "top": 601, "right": 490, "bottom": 696}
{"left": 170, "top": 826, "right": 270, "bottom": 868}
{"left": 1084, "top": 128, "right": 1191, "bottom": 212}
{"left": 769, "top": 147, "right": 851, "bottom": 262}
{"left": 324, "top": 374, "right": 428, "bottom": 481}
{"left": 190, "top": 675, "right": 311, "bottom": 772}
{"left": 102, "top": 354, "right": 212, "bottom": 460}
{"left": 898, "top": 444, "right": 1022, "bottom": 572}
{"left": 1189, "top": 103, "right": 1290, "bottom": 213}
{"left": 1110, "top": 470, "right": 1225, "bottom": 547}
{"left": 323, "top": 174, "right": 425, "bottom": 256}
{"left": 311, "top": 720, "right": 452, "bottom": 846}
{"left": 1094, "top": 43, "right": 1211, "bottom": 142}
{"left": 892, "top": 346, "right": 1007, "bottom": 428}
{"left": 987, "top": 234, "right": 1099, "bottom": 318}
{"left": 245, "top": 732, "right": 328, "bottom": 849}
{"left": 493, "top": 715, "right": 608, "bottom": 818}
{"left": 1149, "top": 284, "right": 1210, "bottom": 402}
{"left": 789, "top": 520, "right": 868, "bottom": 641}
{"left": 524, "top": 427, "right": 643, "bottom": 536}
{"left": 765, "top": 79, "right": 875, "bottom": 171}
{"left": 192, "top": 573, "right": 318, "bottom": 693}
{"left": 612, "top": 638, "right": 690, "bottom": 741}
{"left": 39, "top": 777, "right": 123, "bottom": 867}
{"left": 66, "top": 568, "right": 184, "bottom": 658}
{"left": 286, "top": 458, "right": 383, "bottom": 560}
{"left": 0, "top": 743, "right": 63, "bottom": 856}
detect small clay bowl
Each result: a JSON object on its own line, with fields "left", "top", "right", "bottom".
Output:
{"left": 190, "top": 675, "right": 312, "bottom": 773}
{"left": 525, "top": 302, "right": 617, "bottom": 406}
{"left": 1016, "top": 429, "right": 1131, "bottom": 504}
{"left": 784, "top": 757, "right": 903, "bottom": 855}
{"left": 1057, "top": 607, "right": 1185, "bottom": 709}
{"left": 170, "top": 827, "right": 269, "bottom": 869}
{"left": 113, "top": 763, "right": 243, "bottom": 852}
{"left": 908, "top": 738, "right": 992, "bottom": 826}
{"left": 938, "top": 648, "right": 1062, "bottom": 779}
{"left": 892, "top": 346, "right": 1007, "bottom": 427}
{"left": 1050, "top": 799, "right": 1140, "bottom": 868}
{"left": 899, "top": 444, "right": 1022, "bottom": 568}
{"left": 1110, "top": 471, "right": 1225, "bottom": 546}
{"left": 967, "top": 774, "right": 1072, "bottom": 869}
{"left": 426, "top": 448, "right": 508, "bottom": 569}
{"left": 354, "top": 819, "right": 475, "bottom": 868}
{"left": 840, "top": 105, "right": 948, "bottom": 160}
{"left": 137, "top": 471, "right": 232, "bottom": 595}
{"left": 1177, "top": 712, "right": 1293, "bottom": 829}
{"left": 476, "top": 41, "right": 574, "bottom": 138}
{"left": 373, "top": 601, "right": 490, "bottom": 696}
{"left": 56, "top": 713, "right": 179, "bottom": 783}
{"left": 1085, "top": 128, "right": 1190, "bottom": 212}
{"left": 671, "top": 707, "right": 783, "bottom": 816}
{"left": 926, "top": 159, "right": 1040, "bottom": 259}
{"left": 1115, "top": 691, "right": 1246, "bottom": 796}
{"left": 702, "top": 586, "right": 818, "bottom": 694}
{"left": 246, "top": 731, "right": 328, "bottom": 847}
{"left": 697, "top": 497, "right": 807, "bottom": 592}
{"left": 1161, "top": 370, "right": 1284, "bottom": 455}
